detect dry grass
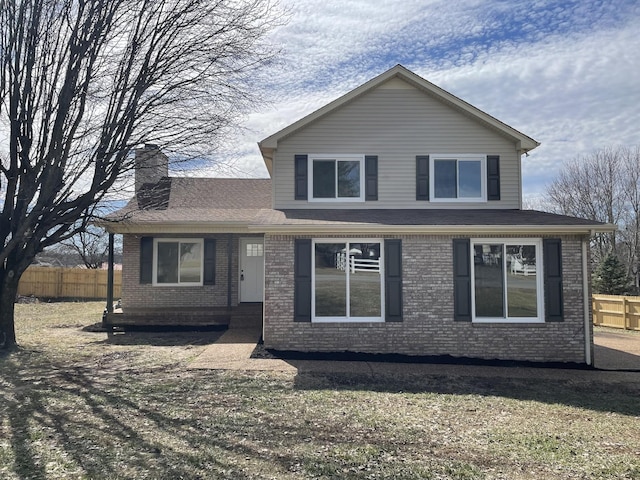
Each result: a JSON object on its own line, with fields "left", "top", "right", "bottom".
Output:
{"left": 1, "top": 302, "right": 640, "bottom": 479}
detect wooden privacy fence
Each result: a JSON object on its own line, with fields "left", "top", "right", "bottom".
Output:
{"left": 18, "top": 267, "right": 122, "bottom": 300}
{"left": 592, "top": 294, "right": 640, "bottom": 331}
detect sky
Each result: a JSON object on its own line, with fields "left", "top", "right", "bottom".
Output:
{"left": 207, "top": 0, "right": 640, "bottom": 204}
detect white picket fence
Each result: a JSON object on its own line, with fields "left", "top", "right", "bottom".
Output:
{"left": 336, "top": 252, "right": 380, "bottom": 273}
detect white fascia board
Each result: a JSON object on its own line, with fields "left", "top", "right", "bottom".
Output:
{"left": 102, "top": 222, "right": 254, "bottom": 235}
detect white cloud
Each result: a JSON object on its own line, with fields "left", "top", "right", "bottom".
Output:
{"left": 219, "top": 0, "right": 640, "bottom": 200}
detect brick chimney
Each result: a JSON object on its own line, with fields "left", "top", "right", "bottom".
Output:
{"left": 135, "top": 144, "right": 168, "bottom": 193}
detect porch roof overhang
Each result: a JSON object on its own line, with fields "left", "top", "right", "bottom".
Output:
{"left": 99, "top": 208, "right": 615, "bottom": 236}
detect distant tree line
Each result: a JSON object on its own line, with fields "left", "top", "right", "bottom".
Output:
{"left": 546, "top": 146, "right": 639, "bottom": 295}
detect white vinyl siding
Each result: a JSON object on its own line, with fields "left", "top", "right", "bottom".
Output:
{"left": 273, "top": 80, "right": 520, "bottom": 209}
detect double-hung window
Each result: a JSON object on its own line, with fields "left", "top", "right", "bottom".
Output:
{"left": 153, "top": 238, "right": 204, "bottom": 285}
{"left": 309, "top": 154, "right": 364, "bottom": 201}
{"left": 471, "top": 239, "right": 544, "bottom": 323}
{"left": 431, "top": 154, "right": 486, "bottom": 201}
{"left": 312, "top": 239, "right": 384, "bottom": 322}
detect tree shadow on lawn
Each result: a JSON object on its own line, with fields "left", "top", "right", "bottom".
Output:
{"left": 291, "top": 366, "right": 640, "bottom": 418}
{"left": 2, "top": 347, "right": 639, "bottom": 479}
{"left": 0, "top": 351, "right": 303, "bottom": 480}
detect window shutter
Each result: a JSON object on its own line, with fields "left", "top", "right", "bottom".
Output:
{"left": 203, "top": 239, "right": 216, "bottom": 285}
{"left": 385, "top": 239, "right": 403, "bottom": 322}
{"left": 543, "top": 238, "right": 564, "bottom": 322}
{"left": 365, "top": 155, "right": 378, "bottom": 201}
{"left": 453, "top": 238, "right": 472, "bottom": 321}
{"left": 416, "top": 155, "right": 430, "bottom": 200}
{"left": 487, "top": 155, "right": 500, "bottom": 201}
{"left": 140, "top": 236, "right": 153, "bottom": 284}
{"left": 294, "top": 239, "right": 312, "bottom": 322}
{"left": 294, "top": 154, "right": 308, "bottom": 200}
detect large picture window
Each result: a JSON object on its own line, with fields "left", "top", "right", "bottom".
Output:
{"left": 312, "top": 240, "right": 383, "bottom": 322}
{"left": 431, "top": 154, "right": 485, "bottom": 201}
{"left": 471, "top": 239, "right": 543, "bottom": 323}
{"left": 153, "top": 239, "right": 203, "bottom": 285}
{"left": 309, "top": 154, "right": 364, "bottom": 201}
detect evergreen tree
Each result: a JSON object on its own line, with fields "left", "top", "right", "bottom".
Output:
{"left": 592, "top": 252, "right": 632, "bottom": 295}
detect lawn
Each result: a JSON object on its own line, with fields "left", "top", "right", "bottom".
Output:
{"left": 1, "top": 302, "right": 640, "bottom": 479}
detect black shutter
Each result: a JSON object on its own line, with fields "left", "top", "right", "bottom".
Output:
{"left": 140, "top": 236, "right": 153, "bottom": 284}
{"left": 294, "top": 239, "right": 312, "bottom": 322}
{"left": 294, "top": 154, "right": 308, "bottom": 200}
{"left": 385, "top": 239, "right": 403, "bottom": 322}
{"left": 453, "top": 238, "right": 472, "bottom": 321}
{"left": 203, "top": 239, "right": 216, "bottom": 285}
{"left": 365, "top": 155, "right": 378, "bottom": 201}
{"left": 416, "top": 155, "right": 430, "bottom": 200}
{"left": 487, "top": 155, "right": 500, "bottom": 201}
{"left": 543, "top": 238, "right": 564, "bottom": 322}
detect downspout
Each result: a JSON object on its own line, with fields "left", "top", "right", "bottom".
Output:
{"left": 582, "top": 237, "right": 592, "bottom": 366}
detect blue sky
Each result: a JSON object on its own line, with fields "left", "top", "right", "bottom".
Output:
{"left": 207, "top": 0, "right": 640, "bottom": 204}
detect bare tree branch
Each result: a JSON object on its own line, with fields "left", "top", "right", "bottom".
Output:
{"left": 0, "top": 0, "right": 284, "bottom": 349}
{"left": 546, "top": 145, "right": 640, "bottom": 291}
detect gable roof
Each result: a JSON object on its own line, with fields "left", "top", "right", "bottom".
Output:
{"left": 258, "top": 64, "right": 540, "bottom": 174}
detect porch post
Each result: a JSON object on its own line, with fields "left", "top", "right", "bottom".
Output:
{"left": 227, "top": 234, "right": 233, "bottom": 308}
{"left": 106, "top": 233, "right": 115, "bottom": 313}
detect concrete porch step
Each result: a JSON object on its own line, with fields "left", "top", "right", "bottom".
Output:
{"left": 229, "top": 303, "right": 263, "bottom": 329}
{"left": 105, "top": 307, "right": 231, "bottom": 327}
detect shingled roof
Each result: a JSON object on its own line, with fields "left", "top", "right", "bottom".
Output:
{"left": 103, "top": 177, "right": 613, "bottom": 235}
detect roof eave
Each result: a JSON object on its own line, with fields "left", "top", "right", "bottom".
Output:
{"left": 99, "top": 221, "right": 255, "bottom": 235}
{"left": 250, "top": 223, "right": 616, "bottom": 235}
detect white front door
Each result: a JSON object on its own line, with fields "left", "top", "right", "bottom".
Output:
{"left": 240, "top": 238, "right": 264, "bottom": 302}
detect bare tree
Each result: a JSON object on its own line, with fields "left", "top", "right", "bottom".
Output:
{"left": 546, "top": 146, "right": 640, "bottom": 290}
{"left": 61, "top": 226, "right": 110, "bottom": 269}
{"left": 0, "top": 0, "right": 282, "bottom": 350}
{"left": 619, "top": 147, "right": 640, "bottom": 291}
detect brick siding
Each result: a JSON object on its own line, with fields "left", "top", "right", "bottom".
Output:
{"left": 121, "top": 233, "right": 261, "bottom": 310}
{"left": 263, "top": 233, "right": 591, "bottom": 364}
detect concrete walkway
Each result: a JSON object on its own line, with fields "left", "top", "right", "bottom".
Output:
{"left": 189, "top": 327, "right": 296, "bottom": 372}
{"left": 188, "top": 327, "right": 640, "bottom": 378}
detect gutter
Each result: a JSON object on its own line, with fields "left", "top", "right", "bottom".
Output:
{"left": 249, "top": 223, "right": 617, "bottom": 235}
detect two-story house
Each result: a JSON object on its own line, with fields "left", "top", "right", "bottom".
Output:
{"left": 104, "top": 65, "right": 613, "bottom": 365}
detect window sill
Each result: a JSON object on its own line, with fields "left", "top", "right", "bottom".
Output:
{"left": 472, "top": 321, "right": 547, "bottom": 328}
{"left": 311, "top": 319, "right": 385, "bottom": 325}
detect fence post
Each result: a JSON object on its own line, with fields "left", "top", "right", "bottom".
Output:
{"left": 623, "top": 296, "right": 629, "bottom": 330}
{"left": 57, "top": 268, "right": 63, "bottom": 298}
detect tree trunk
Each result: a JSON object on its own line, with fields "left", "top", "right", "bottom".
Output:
{"left": 0, "top": 272, "right": 19, "bottom": 351}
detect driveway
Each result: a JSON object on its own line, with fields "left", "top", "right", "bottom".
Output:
{"left": 594, "top": 329, "right": 640, "bottom": 370}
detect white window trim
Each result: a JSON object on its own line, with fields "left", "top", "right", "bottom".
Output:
{"left": 311, "top": 238, "right": 385, "bottom": 323}
{"left": 152, "top": 238, "right": 204, "bottom": 286}
{"left": 470, "top": 238, "right": 545, "bottom": 323}
{"left": 308, "top": 154, "right": 365, "bottom": 202}
{"left": 430, "top": 154, "right": 486, "bottom": 202}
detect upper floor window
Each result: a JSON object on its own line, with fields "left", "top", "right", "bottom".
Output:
{"left": 430, "top": 154, "right": 486, "bottom": 202}
{"left": 309, "top": 154, "right": 364, "bottom": 202}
